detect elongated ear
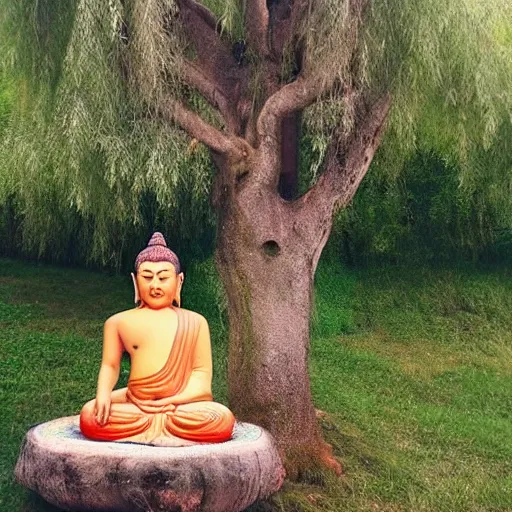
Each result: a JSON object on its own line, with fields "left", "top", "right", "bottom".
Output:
{"left": 174, "top": 272, "right": 184, "bottom": 308}
{"left": 131, "top": 273, "right": 140, "bottom": 304}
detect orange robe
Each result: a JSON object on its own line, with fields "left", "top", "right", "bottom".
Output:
{"left": 80, "top": 309, "right": 235, "bottom": 443}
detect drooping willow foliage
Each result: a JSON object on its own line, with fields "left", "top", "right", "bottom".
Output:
{"left": 0, "top": 0, "right": 511, "bottom": 267}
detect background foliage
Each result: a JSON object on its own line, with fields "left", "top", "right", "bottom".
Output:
{"left": 0, "top": 0, "right": 511, "bottom": 269}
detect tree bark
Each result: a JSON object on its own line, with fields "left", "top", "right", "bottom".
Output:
{"left": 213, "top": 154, "right": 339, "bottom": 477}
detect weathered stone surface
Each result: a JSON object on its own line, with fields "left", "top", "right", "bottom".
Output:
{"left": 15, "top": 416, "right": 285, "bottom": 512}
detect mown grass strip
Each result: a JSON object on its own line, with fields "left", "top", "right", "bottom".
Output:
{"left": 1, "top": 258, "right": 511, "bottom": 511}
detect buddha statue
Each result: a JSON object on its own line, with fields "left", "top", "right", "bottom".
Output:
{"left": 80, "top": 232, "right": 235, "bottom": 446}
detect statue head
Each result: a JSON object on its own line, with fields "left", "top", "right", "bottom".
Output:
{"left": 131, "top": 232, "right": 184, "bottom": 309}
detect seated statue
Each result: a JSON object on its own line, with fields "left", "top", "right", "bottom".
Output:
{"left": 80, "top": 232, "right": 235, "bottom": 446}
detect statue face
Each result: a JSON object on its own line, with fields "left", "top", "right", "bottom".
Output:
{"left": 136, "top": 261, "right": 183, "bottom": 309}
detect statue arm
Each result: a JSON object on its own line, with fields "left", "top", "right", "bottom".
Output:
{"left": 94, "top": 315, "right": 124, "bottom": 424}
{"left": 169, "top": 315, "right": 213, "bottom": 405}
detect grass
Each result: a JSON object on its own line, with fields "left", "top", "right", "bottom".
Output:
{"left": 1, "top": 257, "right": 512, "bottom": 511}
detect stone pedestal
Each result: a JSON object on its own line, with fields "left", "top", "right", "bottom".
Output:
{"left": 15, "top": 416, "right": 285, "bottom": 512}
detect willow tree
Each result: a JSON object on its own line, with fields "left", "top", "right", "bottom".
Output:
{"left": 1, "top": 0, "right": 511, "bottom": 472}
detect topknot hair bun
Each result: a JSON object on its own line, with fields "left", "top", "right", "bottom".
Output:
{"left": 147, "top": 232, "right": 167, "bottom": 247}
{"left": 135, "top": 232, "right": 181, "bottom": 273}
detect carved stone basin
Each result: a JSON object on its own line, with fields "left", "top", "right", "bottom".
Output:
{"left": 15, "top": 416, "right": 285, "bottom": 512}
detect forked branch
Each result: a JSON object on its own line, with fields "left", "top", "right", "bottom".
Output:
{"left": 177, "top": 0, "right": 238, "bottom": 90}
{"left": 177, "top": 0, "right": 245, "bottom": 134}
{"left": 253, "top": 74, "right": 334, "bottom": 184}
{"left": 257, "top": 75, "right": 333, "bottom": 142}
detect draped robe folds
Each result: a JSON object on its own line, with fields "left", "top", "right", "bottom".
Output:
{"left": 80, "top": 308, "right": 235, "bottom": 443}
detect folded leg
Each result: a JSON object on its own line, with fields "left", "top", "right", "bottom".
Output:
{"left": 165, "top": 401, "right": 235, "bottom": 443}
{"left": 80, "top": 399, "right": 151, "bottom": 441}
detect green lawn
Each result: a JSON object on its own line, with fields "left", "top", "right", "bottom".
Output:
{"left": 1, "top": 258, "right": 511, "bottom": 511}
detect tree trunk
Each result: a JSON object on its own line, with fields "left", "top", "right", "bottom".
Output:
{"left": 213, "top": 155, "right": 338, "bottom": 477}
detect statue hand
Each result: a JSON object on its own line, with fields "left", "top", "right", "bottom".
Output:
{"left": 139, "top": 396, "right": 176, "bottom": 413}
{"left": 94, "top": 392, "right": 112, "bottom": 426}
{"left": 154, "top": 397, "right": 176, "bottom": 412}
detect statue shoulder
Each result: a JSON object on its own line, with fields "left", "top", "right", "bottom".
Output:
{"left": 178, "top": 308, "right": 208, "bottom": 328}
{"left": 104, "top": 309, "right": 135, "bottom": 328}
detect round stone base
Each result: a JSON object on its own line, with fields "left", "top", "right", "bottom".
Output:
{"left": 15, "top": 416, "right": 285, "bottom": 512}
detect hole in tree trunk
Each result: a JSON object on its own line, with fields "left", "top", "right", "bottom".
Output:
{"left": 236, "top": 170, "right": 249, "bottom": 187}
{"left": 262, "top": 240, "right": 281, "bottom": 257}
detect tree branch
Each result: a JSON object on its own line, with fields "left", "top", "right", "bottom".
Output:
{"left": 253, "top": 75, "right": 333, "bottom": 184}
{"left": 300, "top": 94, "right": 392, "bottom": 216}
{"left": 287, "top": 93, "right": 390, "bottom": 271}
{"left": 177, "top": 0, "right": 238, "bottom": 91}
{"left": 177, "top": 0, "right": 238, "bottom": 73}
{"left": 245, "top": 0, "right": 270, "bottom": 56}
{"left": 177, "top": 0, "right": 248, "bottom": 135}
{"left": 257, "top": 75, "right": 331, "bottom": 142}
{"left": 269, "top": 0, "right": 309, "bottom": 57}
{"left": 329, "top": 94, "right": 392, "bottom": 207}
{"left": 180, "top": 61, "right": 238, "bottom": 129}
{"left": 160, "top": 98, "right": 236, "bottom": 154}
{"left": 177, "top": 0, "right": 218, "bottom": 31}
